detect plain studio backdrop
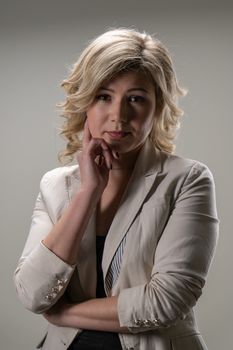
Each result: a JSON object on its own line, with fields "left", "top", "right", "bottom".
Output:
{"left": 1, "top": 1, "right": 232, "bottom": 349}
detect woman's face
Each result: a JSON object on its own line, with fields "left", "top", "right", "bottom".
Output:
{"left": 86, "top": 71, "right": 156, "bottom": 155}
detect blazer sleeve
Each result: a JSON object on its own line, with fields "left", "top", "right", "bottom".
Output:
{"left": 117, "top": 162, "right": 219, "bottom": 333}
{"left": 13, "top": 172, "right": 76, "bottom": 314}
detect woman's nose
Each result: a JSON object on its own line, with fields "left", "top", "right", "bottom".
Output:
{"left": 110, "top": 99, "right": 128, "bottom": 124}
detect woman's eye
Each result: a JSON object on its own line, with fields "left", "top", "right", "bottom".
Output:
{"left": 128, "top": 95, "right": 145, "bottom": 103}
{"left": 96, "top": 94, "right": 111, "bottom": 101}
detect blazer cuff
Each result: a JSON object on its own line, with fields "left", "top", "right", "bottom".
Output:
{"left": 14, "top": 241, "right": 76, "bottom": 313}
{"left": 117, "top": 286, "right": 161, "bottom": 333}
{"left": 40, "top": 240, "right": 76, "bottom": 269}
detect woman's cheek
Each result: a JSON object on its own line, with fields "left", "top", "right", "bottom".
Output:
{"left": 87, "top": 119, "right": 102, "bottom": 139}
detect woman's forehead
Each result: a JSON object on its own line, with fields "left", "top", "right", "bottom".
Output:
{"left": 99, "top": 70, "right": 155, "bottom": 91}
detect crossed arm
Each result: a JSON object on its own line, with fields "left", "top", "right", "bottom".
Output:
{"left": 43, "top": 295, "right": 129, "bottom": 333}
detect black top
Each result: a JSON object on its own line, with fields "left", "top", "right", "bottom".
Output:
{"left": 67, "top": 235, "right": 122, "bottom": 350}
{"left": 96, "top": 235, "right": 108, "bottom": 298}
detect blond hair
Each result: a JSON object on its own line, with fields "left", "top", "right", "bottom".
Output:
{"left": 58, "top": 28, "right": 187, "bottom": 163}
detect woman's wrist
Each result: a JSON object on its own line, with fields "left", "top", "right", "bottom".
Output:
{"left": 78, "top": 185, "right": 102, "bottom": 204}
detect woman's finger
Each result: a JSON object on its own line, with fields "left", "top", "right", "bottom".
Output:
{"left": 85, "top": 138, "right": 112, "bottom": 170}
{"left": 81, "top": 123, "right": 115, "bottom": 171}
{"left": 111, "top": 149, "right": 120, "bottom": 160}
{"left": 82, "top": 119, "right": 92, "bottom": 148}
{"left": 100, "top": 140, "right": 113, "bottom": 170}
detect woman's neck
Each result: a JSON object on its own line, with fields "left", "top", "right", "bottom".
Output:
{"left": 110, "top": 147, "right": 140, "bottom": 174}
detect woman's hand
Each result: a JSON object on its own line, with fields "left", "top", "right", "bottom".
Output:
{"left": 77, "top": 121, "right": 114, "bottom": 198}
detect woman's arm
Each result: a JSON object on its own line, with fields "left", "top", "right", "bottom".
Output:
{"left": 42, "top": 122, "right": 113, "bottom": 265}
{"left": 116, "top": 162, "right": 219, "bottom": 333}
{"left": 41, "top": 186, "right": 99, "bottom": 265}
{"left": 14, "top": 122, "right": 114, "bottom": 313}
{"left": 43, "top": 296, "right": 129, "bottom": 333}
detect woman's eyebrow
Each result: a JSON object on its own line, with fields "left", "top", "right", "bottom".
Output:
{"left": 127, "top": 88, "right": 149, "bottom": 93}
{"left": 98, "top": 87, "right": 114, "bottom": 92}
{"left": 98, "top": 87, "right": 149, "bottom": 93}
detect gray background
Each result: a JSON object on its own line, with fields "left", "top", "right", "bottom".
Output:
{"left": 1, "top": 1, "right": 232, "bottom": 349}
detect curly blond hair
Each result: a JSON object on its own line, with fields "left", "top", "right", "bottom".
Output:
{"left": 58, "top": 28, "right": 187, "bottom": 163}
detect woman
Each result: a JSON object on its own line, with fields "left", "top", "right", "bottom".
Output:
{"left": 14, "top": 28, "right": 219, "bottom": 350}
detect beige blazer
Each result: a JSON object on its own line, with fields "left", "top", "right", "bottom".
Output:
{"left": 14, "top": 141, "right": 219, "bottom": 350}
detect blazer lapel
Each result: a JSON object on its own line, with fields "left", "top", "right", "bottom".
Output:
{"left": 102, "top": 141, "right": 162, "bottom": 283}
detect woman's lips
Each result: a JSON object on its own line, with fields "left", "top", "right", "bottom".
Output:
{"left": 107, "top": 131, "right": 130, "bottom": 140}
